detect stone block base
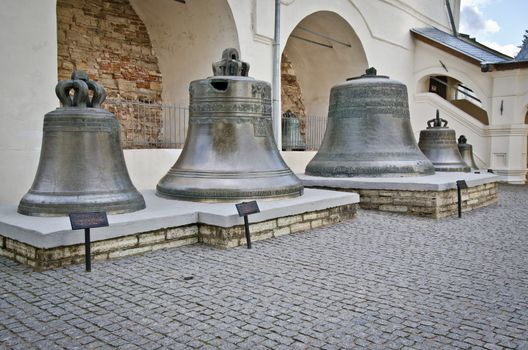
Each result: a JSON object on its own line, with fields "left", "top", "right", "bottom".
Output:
{"left": 0, "top": 203, "right": 358, "bottom": 270}
{"left": 0, "top": 226, "right": 198, "bottom": 271}
{"left": 200, "top": 204, "right": 357, "bottom": 248}
{"left": 330, "top": 183, "right": 497, "bottom": 218}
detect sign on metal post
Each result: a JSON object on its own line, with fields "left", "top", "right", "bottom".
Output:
{"left": 456, "top": 180, "right": 468, "bottom": 218}
{"left": 235, "top": 201, "right": 260, "bottom": 249}
{"left": 69, "top": 212, "right": 109, "bottom": 272}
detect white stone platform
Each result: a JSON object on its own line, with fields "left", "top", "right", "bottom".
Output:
{"left": 299, "top": 172, "right": 499, "bottom": 218}
{"left": 0, "top": 189, "right": 359, "bottom": 270}
{"left": 299, "top": 171, "right": 498, "bottom": 191}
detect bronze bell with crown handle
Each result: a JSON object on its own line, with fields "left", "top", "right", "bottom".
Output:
{"left": 18, "top": 71, "right": 145, "bottom": 216}
{"left": 282, "top": 110, "right": 306, "bottom": 151}
{"left": 418, "top": 110, "right": 471, "bottom": 172}
{"left": 156, "top": 48, "right": 303, "bottom": 201}
{"left": 457, "top": 135, "right": 479, "bottom": 171}
{"left": 305, "top": 68, "right": 435, "bottom": 177}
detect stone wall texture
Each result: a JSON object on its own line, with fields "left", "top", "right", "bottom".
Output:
{"left": 342, "top": 183, "right": 498, "bottom": 218}
{"left": 57, "top": 0, "right": 163, "bottom": 147}
{"left": 281, "top": 53, "right": 306, "bottom": 134}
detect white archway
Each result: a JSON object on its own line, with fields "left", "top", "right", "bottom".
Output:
{"left": 415, "top": 67, "right": 491, "bottom": 117}
{"left": 282, "top": 11, "right": 368, "bottom": 117}
{"left": 130, "top": 0, "right": 240, "bottom": 104}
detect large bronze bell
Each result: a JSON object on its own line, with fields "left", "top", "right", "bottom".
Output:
{"left": 418, "top": 111, "right": 470, "bottom": 172}
{"left": 157, "top": 48, "right": 303, "bottom": 201}
{"left": 18, "top": 71, "right": 145, "bottom": 216}
{"left": 305, "top": 68, "right": 435, "bottom": 177}
{"left": 458, "top": 135, "right": 479, "bottom": 171}
{"left": 282, "top": 110, "right": 306, "bottom": 151}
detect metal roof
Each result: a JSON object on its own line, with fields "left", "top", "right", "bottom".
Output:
{"left": 411, "top": 27, "right": 511, "bottom": 64}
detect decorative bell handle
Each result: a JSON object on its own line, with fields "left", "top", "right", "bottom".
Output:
{"left": 427, "top": 109, "right": 448, "bottom": 128}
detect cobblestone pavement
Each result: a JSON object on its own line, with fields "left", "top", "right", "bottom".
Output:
{"left": 1, "top": 184, "right": 527, "bottom": 350}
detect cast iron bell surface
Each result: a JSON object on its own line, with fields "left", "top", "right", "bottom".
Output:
{"left": 157, "top": 48, "right": 303, "bottom": 201}
{"left": 458, "top": 135, "right": 479, "bottom": 171}
{"left": 305, "top": 68, "right": 435, "bottom": 177}
{"left": 18, "top": 71, "right": 145, "bottom": 216}
{"left": 282, "top": 110, "right": 306, "bottom": 151}
{"left": 418, "top": 110, "right": 471, "bottom": 172}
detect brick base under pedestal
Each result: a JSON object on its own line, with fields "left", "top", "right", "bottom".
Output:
{"left": 0, "top": 204, "right": 357, "bottom": 270}
{"left": 333, "top": 183, "right": 497, "bottom": 218}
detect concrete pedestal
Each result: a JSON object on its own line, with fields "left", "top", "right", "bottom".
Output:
{"left": 0, "top": 189, "right": 358, "bottom": 270}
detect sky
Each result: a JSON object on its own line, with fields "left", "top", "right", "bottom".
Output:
{"left": 459, "top": 0, "right": 527, "bottom": 58}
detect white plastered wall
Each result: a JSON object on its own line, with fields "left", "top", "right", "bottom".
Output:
{"left": 129, "top": 0, "right": 240, "bottom": 104}
{"left": 0, "top": 0, "right": 58, "bottom": 206}
{"left": 413, "top": 40, "right": 528, "bottom": 182}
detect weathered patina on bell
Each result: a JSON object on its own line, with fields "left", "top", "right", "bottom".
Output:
{"left": 418, "top": 110, "right": 470, "bottom": 172}
{"left": 458, "top": 135, "right": 479, "bottom": 171}
{"left": 18, "top": 71, "right": 145, "bottom": 216}
{"left": 282, "top": 110, "right": 306, "bottom": 151}
{"left": 305, "top": 68, "right": 435, "bottom": 177}
{"left": 157, "top": 48, "right": 303, "bottom": 201}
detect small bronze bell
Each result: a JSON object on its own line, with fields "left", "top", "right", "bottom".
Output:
{"left": 156, "top": 49, "right": 303, "bottom": 201}
{"left": 282, "top": 110, "right": 306, "bottom": 151}
{"left": 458, "top": 135, "right": 479, "bottom": 171}
{"left": 418, "top": 110, "right": 470, "bottom": 172}
{"left": 18, "top": 71, "right": 145, "bottom": 216}
{"left": 305, "top": 68, "right": 435, "bottom": 177}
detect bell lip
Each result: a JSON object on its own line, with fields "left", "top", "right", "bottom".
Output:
{"left": 17, "top": 201, "right": 146, "bottom": 217}
{"left": 305, "top": 161, "right": 436, "bottom": 178}
{"left": 155, "top": 186, "right": 304, "bottom": 202}
{"left": 17, "top": 191, "right": 146, "bottom": 217}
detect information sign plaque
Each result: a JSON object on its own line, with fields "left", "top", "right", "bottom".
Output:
{"left": 235, "top": 201, "right": 260, "bottom": 249}
{"left": 69, "top": 212, "right": 109, "bottom": 230}
{"left": 69, "top": 212, "right": 109, "bottom": 272}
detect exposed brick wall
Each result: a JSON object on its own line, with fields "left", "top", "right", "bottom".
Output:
{"left": 57, "top": 0, "right": 163, "bottom": 147}
{"left": 281, "top": 53, "right": 306, "bottom": 134}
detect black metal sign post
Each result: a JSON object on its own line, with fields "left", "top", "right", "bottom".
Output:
{"left": 235, "top": 201, "right": 260, "bottom": 249}
{"left": 69, "top": 212, "right": 109, "bottom": 272}
{"left": 456, "top": 180, "right": 468, "bottom": 218}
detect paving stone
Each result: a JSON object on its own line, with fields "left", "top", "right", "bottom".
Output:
{"left": 0, "top": 185, "right": 526, "bottom": 348}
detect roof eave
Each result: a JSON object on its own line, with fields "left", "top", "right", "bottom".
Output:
{"left": 411, "top": 30, "right": 482, "bottom": 66}
{"left": 481, "top": 61, "right": 528, "bottom": 72}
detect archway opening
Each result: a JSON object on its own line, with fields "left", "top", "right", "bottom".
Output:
{"left": 420, "top": 74, "right": 489, "bottom": 125}
{"left": 57, "top": 0, "right": 239, "bottom": 148}
{"left": 281, "top": 11, "right": 368, "bottom": 150}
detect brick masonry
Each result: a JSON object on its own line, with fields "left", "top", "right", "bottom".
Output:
{"left": 281, "top": 53, "right": 306, "bottom": 134}
{"left": 0, "top": 204, "right": 357, "bottom": 270}
{"left": 57, "top": 0, "right": 163, "bottom": 147}
{"left": 315, "top": 182, "right": 497, "bottom": 219}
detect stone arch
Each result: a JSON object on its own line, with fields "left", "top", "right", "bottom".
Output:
{"left": 415, "top": 68, "right": 490, "bottom": 125}
{"left": 130, "top": 0, "right": 240, "bottom": 104}
{"left": 282, "top": 11, "right": 368, "bottom": 118}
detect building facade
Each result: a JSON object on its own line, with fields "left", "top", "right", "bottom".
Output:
{"left": 0, "top": 0, "right": 526, "bottom": 206}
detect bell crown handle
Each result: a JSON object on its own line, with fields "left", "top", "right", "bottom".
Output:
{"left": 212, "top": 48, "right": 250, "bottom": 77}
{"left": 55, "top": 70, "right": 107, "bottom": 108}
{"left": 427, "top": 109, "right": 448, "bottom": 128}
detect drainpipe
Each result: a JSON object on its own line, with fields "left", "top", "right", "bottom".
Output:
{"left": 272, "top": 0, "right": 281, "bottom": 147}
{"left": 445, "top": 0, "right": 458, "bottom": 36}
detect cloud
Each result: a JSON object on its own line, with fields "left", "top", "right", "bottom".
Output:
{"left": 459, "top": 4, "right": 500, "bottom": 35}
{"left": 481, "top": 41, "right": 520, "bottom": 58}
